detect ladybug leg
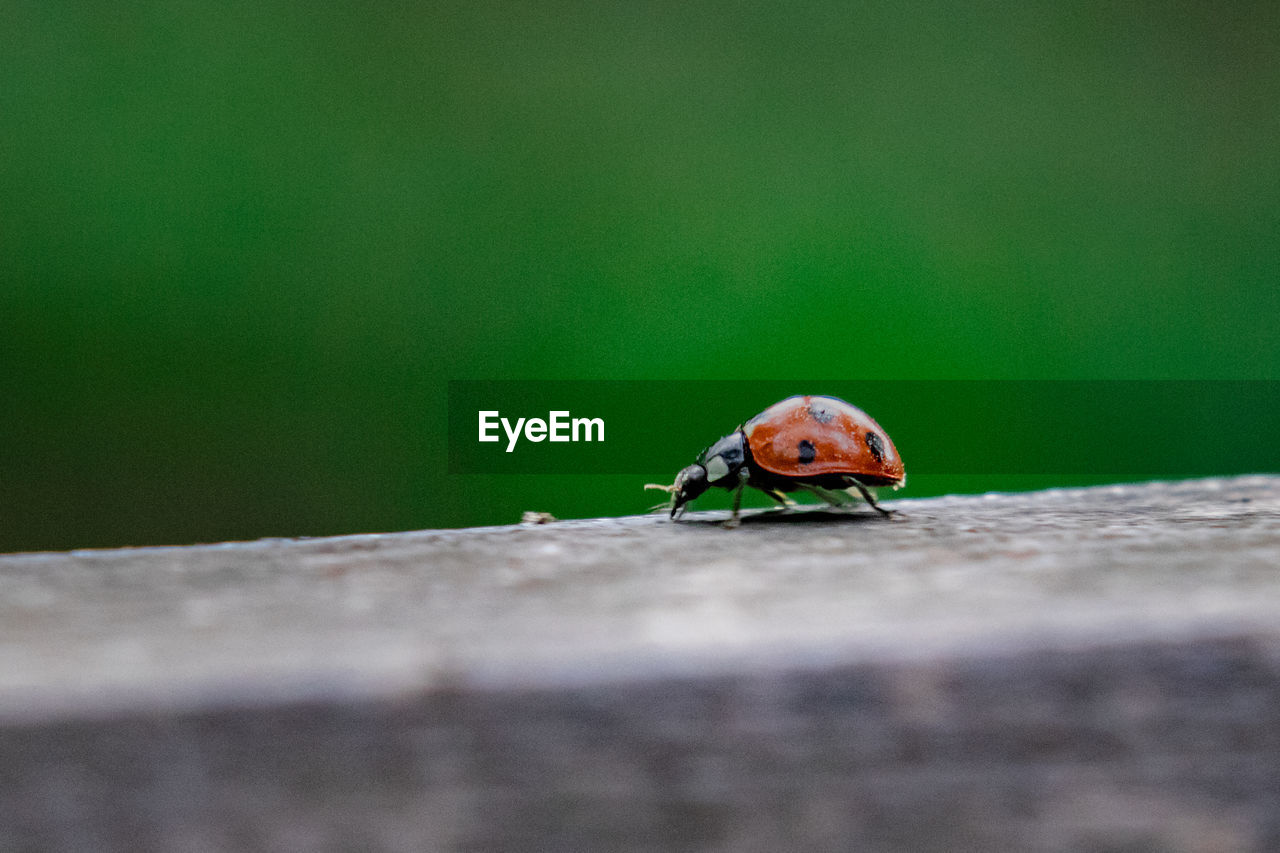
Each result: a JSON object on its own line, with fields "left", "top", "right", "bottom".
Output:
{"left": 846, "top": 479, "right": 893, "bottom": 518}
{"left": 724, "top": 469, "right": 750, "bottom": 528}
{"left": 764, "top": 489, "right": 796, "bottom": 510}
{"left": 798, "top": 484, "right": 852, "bottom": 508}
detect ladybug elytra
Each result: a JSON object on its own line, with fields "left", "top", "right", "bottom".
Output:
{"left": 647, "top": 395, "right": 905, "bottom": 526}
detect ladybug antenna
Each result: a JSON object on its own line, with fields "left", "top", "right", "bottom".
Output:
{"left": 643, "top": 482, "right": 679, "bottom": 515}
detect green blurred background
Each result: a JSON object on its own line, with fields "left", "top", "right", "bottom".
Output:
{"left": 3, "top": 1, "right": 1278, "bottom": 552}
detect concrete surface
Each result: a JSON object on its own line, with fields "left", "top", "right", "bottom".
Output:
{"left": 1, "top": 476, "right": 1279, "bottom": 851}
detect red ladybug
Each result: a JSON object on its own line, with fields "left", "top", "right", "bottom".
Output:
{"left": 647, "top": 395, "right": 905, "bottom": 525}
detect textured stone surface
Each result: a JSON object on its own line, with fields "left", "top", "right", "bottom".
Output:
{"left": 2, "top": 476, "right": 1279, "bottom": 851}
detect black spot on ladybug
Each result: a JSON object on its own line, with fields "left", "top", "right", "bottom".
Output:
{"left": 806, "top": 403, "right": 836, "bottom": 423}
{"left": 797, "top": 439, "right": 816, "bottom": 464}
{"left": 865, "top": 431, "right": 884, "bottom": 462}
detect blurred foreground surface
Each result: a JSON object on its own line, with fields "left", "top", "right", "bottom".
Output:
{"left": 2, "top": 476, "right": 1280, "bottom": 851}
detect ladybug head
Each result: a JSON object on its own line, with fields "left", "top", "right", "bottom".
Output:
{"left": 644, "top": 463, "right": 710, "bottom": 519}
{"left": 670, "top": 464, "right": 710, "bottom": 518}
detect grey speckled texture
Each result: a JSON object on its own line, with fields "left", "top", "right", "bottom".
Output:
{"left": 2, "top": 476, "right": 1280, "bottom": 851}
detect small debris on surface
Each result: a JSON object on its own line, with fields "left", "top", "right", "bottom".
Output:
{"left": 520, "top": 511, "right": 557, "bottom": 525}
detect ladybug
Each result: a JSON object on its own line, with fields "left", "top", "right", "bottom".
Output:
{"left": 647, "top": 395, "right": 905, "bottom": 526}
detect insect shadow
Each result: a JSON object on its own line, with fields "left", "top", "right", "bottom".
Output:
{"left": 677, "top": 506, "right": 898, "bottom": 526}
